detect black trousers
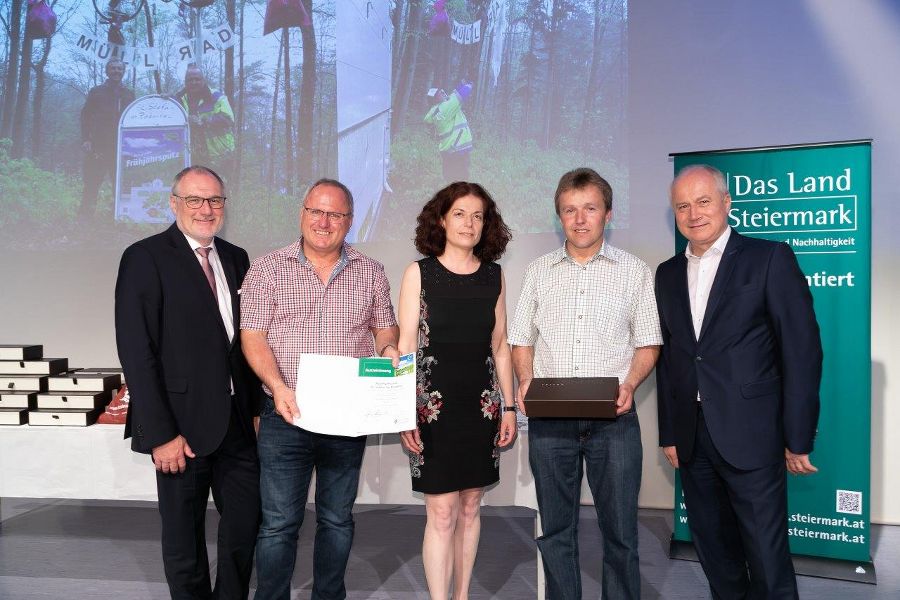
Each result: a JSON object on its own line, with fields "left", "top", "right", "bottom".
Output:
{"left": 680, "top": 406, "right": 798, "bottom": 600}
{"left": 80, "top": 151, "right": 116, "bottom": 220}
{"left": 156, "top": 402, "right": 260, "bottom": 600}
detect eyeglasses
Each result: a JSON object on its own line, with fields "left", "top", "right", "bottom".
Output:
{"left": 174, "top": 195, "right": 226, "bottom": 209}
{"left": 304, "top": 207, "right": 350, "bottom": 223}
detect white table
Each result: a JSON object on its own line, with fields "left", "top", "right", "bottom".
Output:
{"left": 0, "top": 424, "right": 541, "bottom": 505}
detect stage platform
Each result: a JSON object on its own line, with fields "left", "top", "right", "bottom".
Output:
{"left": 1, "top": 499, "right": 898, "bottom": 599}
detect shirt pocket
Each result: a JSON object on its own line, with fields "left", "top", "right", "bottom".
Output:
{"left": 593, "top": 294, "right": 631, "bottom": 348}
{"left": 274, "top": 279, "right": 317, "bottom": 326}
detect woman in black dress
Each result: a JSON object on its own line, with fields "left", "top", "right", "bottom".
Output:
{"left": 398, "top": 182, "right": 516, "bottom": 599}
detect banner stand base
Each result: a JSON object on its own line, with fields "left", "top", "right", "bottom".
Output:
{"left": 668, "top": 537, "right": 876, "bottom": 585}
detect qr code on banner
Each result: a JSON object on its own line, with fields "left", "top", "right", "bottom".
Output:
{"left": 836, "top": 490, "right": 863, "bottom": 515}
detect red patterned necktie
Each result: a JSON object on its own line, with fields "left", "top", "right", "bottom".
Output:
{"left": 196, "top": 247, "right": 218, "bottom": 304}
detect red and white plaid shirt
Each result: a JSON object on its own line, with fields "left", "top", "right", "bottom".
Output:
{"left": 240, "top": 239, "right": 397, "bottom": 393}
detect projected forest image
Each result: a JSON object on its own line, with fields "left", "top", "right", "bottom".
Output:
{"left": 0, "top": 0, "right": 627, "bottom": 249}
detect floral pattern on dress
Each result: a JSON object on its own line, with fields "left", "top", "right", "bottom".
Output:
{"left": 410, "top": 449, "right": 425, "bottom": 478}
{"left": 479, "top": 355, "right": 502, "bottom": 420}
{"left": 415, "top": 292, "right": 440, "bottom": 425}
{"left": 479, "top": 355, "right": 503, "bottom": 467}
{"left": 419, "top": 389, "right": 443, "bottom": 423}
{"left": 411, "top": 292, "right": 440, "bottom": 479}
{"left": 480, "top": 389, "right": 499, "bottom": 420}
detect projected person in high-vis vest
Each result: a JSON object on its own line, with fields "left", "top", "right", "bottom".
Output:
{"left": 424, "top": 81, "right": 474, "bottom": 184}
{"left": 174, "top": 64, "right": 236, "bottom": 181}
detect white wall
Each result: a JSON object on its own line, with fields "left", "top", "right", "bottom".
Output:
{"left": 2, "top": 0, "right": 897, "bottom": 523}
{"left": 624, "top": 0, "right": 900, "bottom": 523}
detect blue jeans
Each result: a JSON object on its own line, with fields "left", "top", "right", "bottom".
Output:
{"left": 529, "top": 411, "right": 643, "bottom": 600}
{"left": 254, "top": 396, "right": 366, "bottom": 600}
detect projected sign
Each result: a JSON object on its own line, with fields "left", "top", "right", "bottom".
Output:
{"left": 115, "top": 96, "right": 190, "bottom": 224}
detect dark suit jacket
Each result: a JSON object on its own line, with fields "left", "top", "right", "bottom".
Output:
{"left": 655, "top": 229, "right": 822, "bottom": 470}
{"left": 115, "top": 224, "right": 262, "bottom": 456}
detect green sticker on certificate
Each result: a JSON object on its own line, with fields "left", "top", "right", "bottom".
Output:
{"left": 358, "top": 357, "right": 395, "bottom": 377}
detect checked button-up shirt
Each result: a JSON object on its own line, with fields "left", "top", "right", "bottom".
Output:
{"left": 240, "top": 238, "right": 397, "bottom": 394}
{"left": 508, "top": 242, "right": 662, "bottom": 382}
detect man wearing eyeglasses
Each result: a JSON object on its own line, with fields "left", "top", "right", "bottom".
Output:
{"left": 240, "top": 178, "right": 400, "bottom": 600}
{"left": 115, "top": 165, "right": 264, "bottom": 599}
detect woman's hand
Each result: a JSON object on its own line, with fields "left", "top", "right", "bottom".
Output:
{"left": 497, "top": 410, "right": 518, "bottom": 447}
{"left": 400, "top": 427, "right": 423, "bottom": 454}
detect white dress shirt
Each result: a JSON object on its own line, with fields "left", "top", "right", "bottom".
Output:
{"left": 183, "top": 233, "right": 235, "bottom": 342}
{"left": 685, "top": 227, "right": 732, "bottom": 340}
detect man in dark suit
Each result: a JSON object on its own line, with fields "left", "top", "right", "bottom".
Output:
{"left": 115, "top": 165, "right": 262, "bottom": 599}
{"left": 656, "top": 164, "right": 822, "bottom": 599}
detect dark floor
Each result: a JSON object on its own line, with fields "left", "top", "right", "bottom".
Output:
{"left": 0, "top": 499, "right": 897, "bottom": 599}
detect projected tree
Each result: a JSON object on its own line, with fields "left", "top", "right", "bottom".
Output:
{"left": 384, "top": 0, "right": 628, "bottom": 238}
{"left": 0, "top": 0, "right": 338, "bottom": 248}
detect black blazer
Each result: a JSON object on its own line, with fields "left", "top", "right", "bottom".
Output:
{"left": 115, "top": 224, "right": 262, "bottom": 456}
{"left": 655, "top": 229, "right": 823, "bottom": 470}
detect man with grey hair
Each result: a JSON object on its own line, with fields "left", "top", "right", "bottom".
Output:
{"left": 116, "top": 165, "right": 263, "bottom": 598}
{"left": 510, "top": 167, "right": 662, "bottom": 599}
{"left": 240, "top": 178, "right": 400, "bottom": 599}
{"left": 656, "top": 164, "right": 822, "bottom": 598}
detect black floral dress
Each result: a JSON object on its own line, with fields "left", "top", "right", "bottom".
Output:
{"left": 410, "top": 256, "right": 503, "bottom": 494}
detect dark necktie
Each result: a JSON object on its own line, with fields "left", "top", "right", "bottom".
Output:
{"left": 196, "top": 247, "right": 218, "bottom": 303}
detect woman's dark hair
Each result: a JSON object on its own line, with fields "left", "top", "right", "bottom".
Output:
{"left": 414, "top": 181, "right": 512, "bottom": 262}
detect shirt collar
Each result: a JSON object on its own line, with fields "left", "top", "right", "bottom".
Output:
{"left": 685, "top": 227, "right": 731, "bottom": 260}
{"left": 297, "top": 238, "right": 351, "bottom": 266}
{"left": 551, "top": 241, "right": 616, "bottom": 266}
{"left": 182, "top": 232, "right": 216, "bottom": 253}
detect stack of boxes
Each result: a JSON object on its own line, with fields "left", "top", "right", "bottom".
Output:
{"left": 0, "top": 345, "right": 123, "bottom": 427}
{"left": 0, "top": 345, "right": 59, "bottom": 425}
{"left": 36, "top": 368, "right": 123, "bottom": 426}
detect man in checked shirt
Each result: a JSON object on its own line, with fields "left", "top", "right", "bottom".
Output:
{"left": 509, "top": 168, "right": 662, "bottom": 600}
{"left": 240, "top": 178, "right": 400, "bottom": 600}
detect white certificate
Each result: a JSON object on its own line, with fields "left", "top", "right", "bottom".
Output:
{"left": 293, "top": 352, "right": 416, "bottom": 436}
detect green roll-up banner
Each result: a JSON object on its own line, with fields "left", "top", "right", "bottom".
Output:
{"left": 670, "top": 141, "right": 872, "bottom": 575}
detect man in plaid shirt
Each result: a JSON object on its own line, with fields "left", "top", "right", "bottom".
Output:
{"left": 509, "top": 168, "right": 662, "bottom": 600}
{"left": 240, "top": 179, "right": 400, "bottom": 600}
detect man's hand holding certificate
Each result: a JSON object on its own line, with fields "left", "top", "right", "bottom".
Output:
{"left": 293, "top": 353, "right": 416, "bottom": 436}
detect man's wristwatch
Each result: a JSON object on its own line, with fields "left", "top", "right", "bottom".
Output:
{"left": 502, "top": 406, "right": 517, "bottom": 413}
